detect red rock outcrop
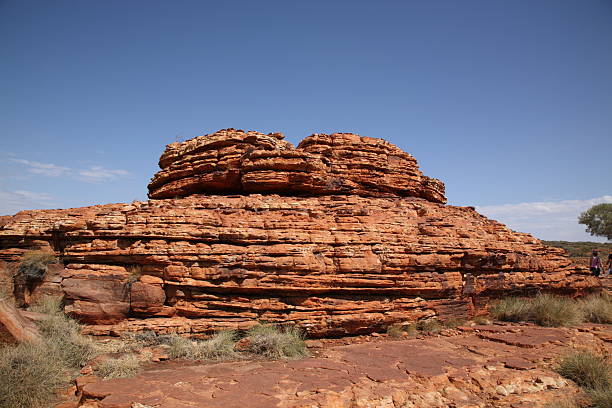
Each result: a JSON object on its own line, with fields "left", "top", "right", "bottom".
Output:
{"left": 0, "top": 129, "right": 599, "bottom": 337}
{"left": 0, "top": 298, "right": 41, "bottom": 343}
{"left": 76, "top": 323, "right": 610, "bottom": 408}
{"left": 147, "top": 129, "right": 446, "bottom": 203}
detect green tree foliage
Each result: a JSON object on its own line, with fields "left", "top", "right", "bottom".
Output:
{"left": 578, "top": 203, "right": 612, "bottom": 241}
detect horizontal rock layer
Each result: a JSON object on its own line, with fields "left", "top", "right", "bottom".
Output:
{"left": 147, "top": 129, "right": 447, "bottom": 203}
{"left": 0, "top": 195, "right": 597, "bottom": 337}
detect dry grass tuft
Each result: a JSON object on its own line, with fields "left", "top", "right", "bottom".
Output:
{"left": 387, "top": 323, "right": 417, "bottom": 338}
{"left": 16, "top": 250, "right": 58, "bottom": 282}
{"left": 557, "top": 350, "right": 610, "bottom": 391}
{"left": 491, "top": 294, "right": 582, "bottom": 327}
{"left": 587, "top": 387, "right": 612, "bottom": 408}
{"left": 97, "top": 354, "right": 143, "bottom": 379}
{"left": 168, "top": 330, "right": 238, "bottom": 361}
{"left": 416, "top": 318, "right": 444, "bottom": 334}
{"left": 0, "top": 296, "right": 97, "bottom": 408}
{"left": 246, "top": 325, "right": 309, "bottom": 359}
{"left": 579, "top": 293, "right": 612, "bottom": 324}
{"left": 0, "top": 342, "right": 69, "bottom": 408}
{"left": 126, "top": 265, "right": 143, "bottom": 284}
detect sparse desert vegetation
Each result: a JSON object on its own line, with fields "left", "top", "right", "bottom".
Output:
{"left": 491, "top": 293, "right": 610, "bottom": 327}
{"left": 542, "top": 241, "right": 612, "bottom": 259}
{"left": 556, "top": 350, "right": 611, "bottom": 408}
{"left": 97, "top": 354, "right": 144, "bottom": 379}
{"left": 579, "top": 294, "right": 612, "bottom": 324}
{"left": 0, "top": 296, "right": 96, "bottom": 408}
{"left": 168, "top": 330, "right": 238, "bottom": 360}
{"left": 245, "top": 324, "right": 309, "bottom": 359}
{"left": 14, "top": 250, "right": 58, "bottom": 282}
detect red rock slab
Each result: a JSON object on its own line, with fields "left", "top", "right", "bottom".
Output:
{"left": 477, "top": 327, "right": 571, "bottom": 348}
{"left": 0, "top": 298, "right": 41, "bottom": 343}
{"left": 79, "top": 325, "right": 604, "bottom": 408}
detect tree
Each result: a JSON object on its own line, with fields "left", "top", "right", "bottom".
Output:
{"left": 578, "top": 203, "right": 612, "bottom": 241}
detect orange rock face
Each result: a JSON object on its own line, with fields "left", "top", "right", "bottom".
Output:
{"left": 148, "top": 129, "right": 446, "bottom": 203}
{"left": 0, "top": 129, "right": 599, "bottom": 337}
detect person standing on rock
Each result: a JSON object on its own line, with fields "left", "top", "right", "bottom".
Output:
{"left": 589, "top": 251, "right": 603, "bottom": 276}
{"left": 604, "top": 253, "right": 612, "bottom": 278}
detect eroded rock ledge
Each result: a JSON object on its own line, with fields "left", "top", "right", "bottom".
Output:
{"left": 0, "top": 129, "right": 599, "bottom": 338}
{"left": 148, "top": 129, "right": 446, "bottom": 203}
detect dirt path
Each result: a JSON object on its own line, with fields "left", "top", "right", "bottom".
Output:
{"left": 76, "top": 323, "right": 610, "bottom": 408}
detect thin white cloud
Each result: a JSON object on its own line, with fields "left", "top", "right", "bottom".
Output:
{"left": 7, "top": 158, "right": 130, "bottom": 183}
{"left": 477, "top": 195, "right": 612, "bottom": 242}
{"left": 10, "top": 158, "right": 71, "bottom": 177}
{"left": 77, "top": 166, "right": 130, "bottom": 182}
{"left": 0, "top": 190, "right": 55, "bottom": 215}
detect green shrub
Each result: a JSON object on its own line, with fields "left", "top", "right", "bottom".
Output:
{"left": 16, "top": 250, "right": 58, "bottom": 282}
{"left": 246, "top": 325, "right": 309, "bottom": 359}
{"left": 491, "top": 294, "right": 582, "bottom": 327}
{"left": 168, "top": 330, "right": 237, "bottom": 360}
{"left": 579, "top": 294, "right": 612, "bottom": 324}
{"left": 97, "top": 354, "right": 142, "bottom": 379}
{"left": 0, "top": 342, "right": 69, "bottom": 408}
{"left": 557, "top": 351, "right": 610, "bottom": 391}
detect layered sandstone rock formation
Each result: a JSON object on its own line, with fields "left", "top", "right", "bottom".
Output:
{"left": 0, "top": 129, "right": 598, "bottom": 338}
{"left": 148, "top": 129, "right": 446, "bottom": 203}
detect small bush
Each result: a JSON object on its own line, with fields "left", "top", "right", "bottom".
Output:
{"left": 490, "top": 296, "right": 532, "bottom": 322}
{"left": 579, "top": 294, "right": 612, "bottom": 324}
{"left": 246, "top": 325, "right": 308, "bottom": 359}
{"left": 588, "top": 387, "right": 612, "bottom": 408}
{"left": 557, "top": 351, "right": 610, "bottom": 391}
{"left": 529, "top": 294, "right": 582, "bottom": 327}
{"left": 168, "top": 330, "right": 237, "bottom": 360}
{"left": 491, "top": 294, "right": 582, "bottom": 327}
{"left": 416, "top": 318, "right": 444, "bottom": 334}
{"left": 0, "top": 342, "right": 68, "bottom": 408}
{"left": 126, "top": 265, "right": 142, "bottom": 284}
{"left": 28, "top": 295, "right": 63, "bottom": 314}
{"left": 441, "top": 318, "right": 466, "bottom": 329}
{"left": 97, "top": 354, "right": 142, "bottom": 379}
{"left": 472, "top": 316, "right": 490, "bottom": 325}
{"left": 386, "top": 324, "right": 405, "bottom": 338}
{"left": 16, "top": 250, "right": 58, "bottom": 282}
{"left": 387, "top": 323, "right": 417, "bottom": 338}
{"left": 543, "top": 399, "right": 579, "bottom": 408}
{"left": 0, "top": 295, "right": 99, "bottom": 407}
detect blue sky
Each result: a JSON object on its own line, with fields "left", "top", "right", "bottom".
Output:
{"left": 1, "top": 0, "right": 611, "bottom": 241}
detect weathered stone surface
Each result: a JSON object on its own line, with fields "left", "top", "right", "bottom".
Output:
{"left": 0, "top": 129, "right": 600, "bottom": 337}
{"left": 0, "top": 298, "right": 41, "bottom": 343}
{"left": 147, "top": 129, "right": 447, "bottom": 203}
{"left": 77, "top": 323, "right": 609, "bottom": 408}
{"left": 0, "top": 194, "right": 598, "bottom": 337}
